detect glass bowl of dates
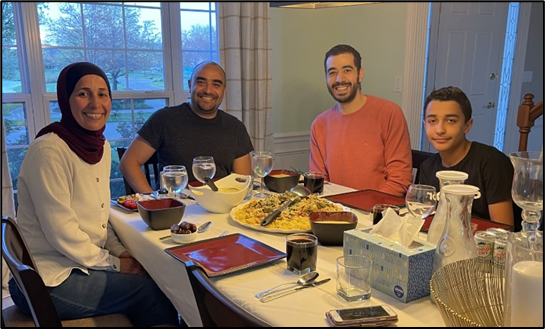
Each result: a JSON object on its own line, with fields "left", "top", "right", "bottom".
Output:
{"left": 170, "top": 221, "right": 198, "bottom": 243}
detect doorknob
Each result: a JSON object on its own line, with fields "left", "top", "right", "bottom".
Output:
{"left": 483, "top": 102, "right": 495, "bottom": 109}
{"left": 489, "top": 73, "right": 498, "bottom": 80}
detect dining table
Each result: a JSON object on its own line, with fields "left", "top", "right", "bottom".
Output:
{"left": 108, "top": 182, "right": 446, "bottom": 327}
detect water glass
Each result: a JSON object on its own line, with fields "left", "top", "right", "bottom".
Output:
{"left": 503, "top": 231, "right": 543, "bottom": 327}
{"left": 161, "top": 165, "right": 188, "bottom": 198}
{"left": 252, "top": 151, "right": 274, "bottom": 198}
{"left": 286, "top": 233, "right": 318, "bottom": 275}
{"left": 405, "top": 184, "right": 437, "bottom": 219}
{"left": 336, "top": 255, "right": 373, "bottom": 301}
{"left": 192, "top": 156, "right": 216, "bottom": 185}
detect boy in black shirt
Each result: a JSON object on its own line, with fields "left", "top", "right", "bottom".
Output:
{"left": 418, "top": 86, "right": 520, "bottom": 231}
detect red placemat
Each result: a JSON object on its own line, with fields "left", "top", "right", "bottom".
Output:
{"left": 325, "top": 189, "right": 406, "bottom": 212}
{"left": 165, "top": 233, "right": 286, "bottom": 277}
{"left": 421, "top": 215, "right": 514, "bottom": 233}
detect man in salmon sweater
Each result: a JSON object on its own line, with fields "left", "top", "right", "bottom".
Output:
{"left": 309, "top": 44, "right": 412, "bottom": 197}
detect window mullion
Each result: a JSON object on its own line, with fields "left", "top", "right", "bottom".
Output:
{"left": 18, "top": 3, "right": 49, "bottom": 140}
{"left": 165, "top": 2, "right": 184, "bottom": 106}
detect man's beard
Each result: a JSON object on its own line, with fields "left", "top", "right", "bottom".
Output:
{"left": 328, "top": 82, "right": 360, "bottom": 103}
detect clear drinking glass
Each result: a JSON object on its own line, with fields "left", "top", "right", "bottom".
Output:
{"left": 252, "top": 151, "right": 274, "bottom": 198}
{"left": 405, "top": 184, "right": 437, "bottom": 219}
{"left": 161, "top": 165, "right": 188, "bottom": 198}
{"left": 192, "top": 156, "right": 216, "bottom": 186}
{"left": 509, "top": 151, "right": 543, "bottom": 233}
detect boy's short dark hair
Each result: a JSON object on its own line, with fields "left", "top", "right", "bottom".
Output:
{"left": 424, "top": 86, "right": 473, "bottom": 122}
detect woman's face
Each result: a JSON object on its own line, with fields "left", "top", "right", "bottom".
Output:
{"left": 69, "top": 74, "right": 111, "bottom": 131}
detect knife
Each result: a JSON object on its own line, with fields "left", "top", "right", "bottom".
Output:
{"left": 260, "top": 197, "right": 300, "bottom": 226}
{"left": 259, "top": 278, "right": 331, "bottom": 303}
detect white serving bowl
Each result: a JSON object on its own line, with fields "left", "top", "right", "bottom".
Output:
{"left": 171, "top": 231, "right": 197, "bottom": 244}
{"left": 188, "top": 173, "right": 252, "bottom": 213}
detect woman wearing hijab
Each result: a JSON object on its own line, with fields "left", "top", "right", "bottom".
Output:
{"left": 10, "top": 62, "right": 180, "bottom": 326}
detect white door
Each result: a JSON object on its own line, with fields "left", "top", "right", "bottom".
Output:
{"left": 423, "top": 2, "right": 509, "bottom": 151}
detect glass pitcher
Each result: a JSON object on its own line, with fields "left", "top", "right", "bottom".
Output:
{"left": 427, "top": 171, "right": 469, "bottom": 245}
{"left": 432, "top": 184, "right": 480, "bottom": 276}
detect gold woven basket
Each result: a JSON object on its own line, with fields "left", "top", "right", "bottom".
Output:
{"left": 430, "top": 258, "right": 505, "bottom": 327}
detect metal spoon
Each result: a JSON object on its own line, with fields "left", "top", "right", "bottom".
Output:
{"left": 255, "top": 271, "right": 319, "bottom": 298}
{"left": 290, "top": 185, "right": 311, "bottom": 197}
{"left": 159, "top": 221, "right": 212, "bottom": 240}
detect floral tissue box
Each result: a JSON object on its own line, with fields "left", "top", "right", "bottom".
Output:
{"left": 343, "top": 227, "right": 435, "bottom": 303}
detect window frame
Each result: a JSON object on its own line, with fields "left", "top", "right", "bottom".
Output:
{"left": 2, "top": 2, "right": 219, "bottom": 200}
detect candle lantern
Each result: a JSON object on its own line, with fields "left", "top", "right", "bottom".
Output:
{"left": 503, "top": 231, "right": 543, "bottom": 327}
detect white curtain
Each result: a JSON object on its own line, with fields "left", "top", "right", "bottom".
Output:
{"left": 2, "top": 116, "right": 16, "bottom": 295}
{"left": 218, "top": 2, "right": 274, "bottom": 153}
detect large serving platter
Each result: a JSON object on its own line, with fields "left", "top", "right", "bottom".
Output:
{"left": 230, "top": 203, "right": 311, "bottom": 234}
{"left": 230, "top": 194, "right": 349, "bottom": 234}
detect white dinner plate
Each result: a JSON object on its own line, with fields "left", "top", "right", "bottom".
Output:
{"left": 229, "top": 201, "right": 350, "bottom": 234}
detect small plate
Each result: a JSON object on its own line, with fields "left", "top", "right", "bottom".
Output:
{"left": 165, "top": 233, "right": 286, "bottom": 277}
{"left": 110, "top": 199, "right": 137, "bottom": 212}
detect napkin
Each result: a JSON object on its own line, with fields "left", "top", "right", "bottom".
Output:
{"left": 370, "top": 208, "right": 424, "bottom": 247}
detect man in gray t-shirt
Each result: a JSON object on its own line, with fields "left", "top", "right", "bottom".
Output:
{"left": 120, "top": 61, "right": 254, "bottom": 192}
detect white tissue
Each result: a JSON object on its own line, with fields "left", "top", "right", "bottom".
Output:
{"left": 370, "top": 208, "right": 424, "bottom": 247}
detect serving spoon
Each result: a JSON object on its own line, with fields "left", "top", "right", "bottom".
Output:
{"left": 254, "top": 271, "right": 319, "bottom": 298}
{"left": 260, "top": 185, "right": 311, "bottom": 227}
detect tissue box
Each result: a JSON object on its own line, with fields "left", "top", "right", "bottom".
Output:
{"left": 343, "top": 227, "right": 435, "bottom": 303}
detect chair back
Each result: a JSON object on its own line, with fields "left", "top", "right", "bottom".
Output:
{"left": 117, "top": 147, "right": 160, "bottom": 195}
{"left": 516, "top": 93, "right": 543, "bottom": 152}
{"left": 1, "top": 216, "right": 134, "bottom": 327}
{"left": 411, "top": 149, "right": 435, "bottom": 183}
{"left": 2, "top": 216, "right": 63, "bottom": 327}
{"left": 185, "top": 264, "right": 271, "bottom": 327}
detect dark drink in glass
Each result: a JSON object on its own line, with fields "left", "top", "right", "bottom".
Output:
{"left": 304, "top": 172, "right": 325, "bottom": 194}
{"left": 286, "top": 233, "right": 318, "bottom": 274}
{"left": 372, "top": 204, "right": 401, "bottom": 225}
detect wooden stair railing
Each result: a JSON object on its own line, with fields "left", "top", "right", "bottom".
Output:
{"left": 517, "top": 93, "right": 543, "bottom": 152}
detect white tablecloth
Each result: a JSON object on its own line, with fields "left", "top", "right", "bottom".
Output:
{"left": 109, "top": 183, "right": 445, "bottom": 327}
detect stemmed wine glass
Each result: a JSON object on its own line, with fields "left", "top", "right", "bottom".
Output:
{"left": 192, "top": 156, "right": 217, "bottom": 186}
{"left": 252, "top": 151, "right": 274, "bottom": 198}
{"left": 509, "top": 151, "right": 543, "bottom": 233}
{"left": 161, "top": 165, "right": 188, "bottom": 198}
{"left": 405, "top": 184, "right": 437, "bottom": 219}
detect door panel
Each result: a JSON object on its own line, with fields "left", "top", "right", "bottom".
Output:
{"left": 425, "top": 2, "right": 509, "bottom": 149}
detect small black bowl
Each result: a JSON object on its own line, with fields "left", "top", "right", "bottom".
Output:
{"left": 264, "top": 169, "right": 300, "bottom": 193}
{"left": 136, "top": 198, "right": 186, "bottom": 230}
{"left": 310, "top": 211, "right": 358, "bottom": 246}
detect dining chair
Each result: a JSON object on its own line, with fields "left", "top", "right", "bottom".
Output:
{"left": 1, "top": 216, "right": 133, "bottom": 327}
{"left": 516, "top": 93, "right": 543, "bottom": 152}
{"left": 117, "top": 147, "right": 160, "bottom": 195}
{"left": 411, "top": 149, "right": 435, "bottom": 184}
{"left": 184, "top": 263, "right": 271, "bottom": 327}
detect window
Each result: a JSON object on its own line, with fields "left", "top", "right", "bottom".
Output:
{"left": 2, "top": 2, "right": 219, "bottom": 203}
